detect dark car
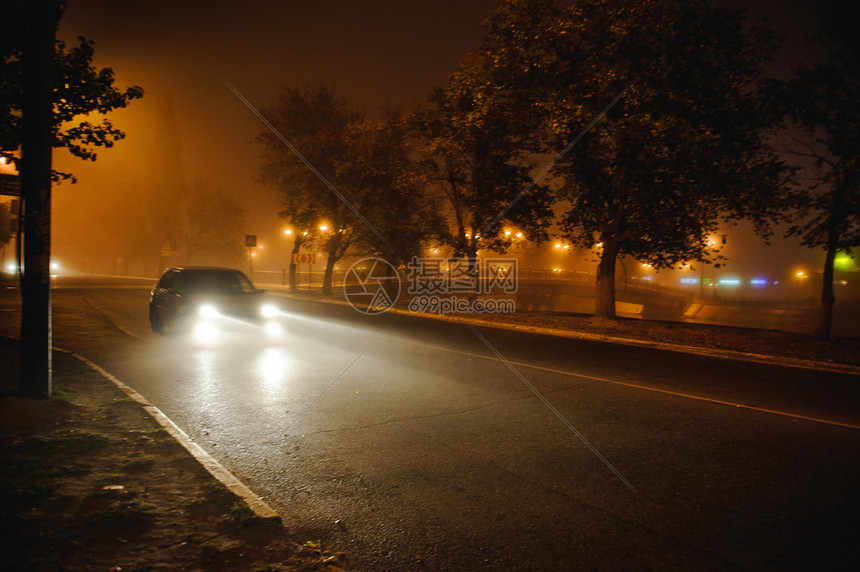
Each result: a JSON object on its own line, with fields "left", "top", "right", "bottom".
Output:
{"left": 149, "top": 267, "right": 281, "bottom": 335}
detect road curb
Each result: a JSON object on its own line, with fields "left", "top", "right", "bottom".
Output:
{"left": 418, "top": 313, "right": 860, "bottom": 376}
{"left": 269, "top": 291, "right": 860, "bottom": 376}
{"left": 56, "top": 347, "right": 282, "bottom": 523}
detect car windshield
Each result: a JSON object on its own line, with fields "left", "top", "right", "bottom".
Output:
{"left": 179, "top": 271, "right": 256, "bottom": 294}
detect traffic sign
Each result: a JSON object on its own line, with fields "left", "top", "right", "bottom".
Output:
{"left": 245, "top": 234, "right": 257, "bottom": 247}
{"left": 293, "top": 253, "right": 317, "bottom": 265}
{"left": 0, "top": 173, "right": 20, "bottom": 197}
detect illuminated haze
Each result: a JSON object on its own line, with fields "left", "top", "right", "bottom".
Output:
{"left": 50, "top": 0, "right": 849, "bottom": 301}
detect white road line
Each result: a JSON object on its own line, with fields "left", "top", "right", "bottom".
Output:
{"left": 56, "top": 347, "right": 281, "bottom": 522}
{"left": 402, "top": 338, "right": 860, "bottom": 431}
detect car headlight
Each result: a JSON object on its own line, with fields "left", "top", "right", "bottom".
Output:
{"left": 198, "top": 304, "right": 220, "bottom": 319}
{"left": 260, "top": 303, "right": 279, "bottom": 318}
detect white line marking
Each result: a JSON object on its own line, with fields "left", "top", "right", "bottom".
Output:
{"left": 58, "top": 347, "right": 281, "bottom": 522}
{"left": 400, "top": 338, "right": 860, "bottom": 431}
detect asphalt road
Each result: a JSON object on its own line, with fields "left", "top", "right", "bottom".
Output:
{"left": 4, "top": 277, "right": 859, "bottom": 570}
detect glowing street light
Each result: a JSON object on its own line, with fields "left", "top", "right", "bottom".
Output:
{"left": 554, "top": 242, "right": 570, "bottom": 272}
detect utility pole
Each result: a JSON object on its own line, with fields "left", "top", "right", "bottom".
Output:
{"left": 20, "top": 1, "right": 57, "bottom": 397}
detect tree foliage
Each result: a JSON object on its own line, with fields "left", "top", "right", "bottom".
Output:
{"left": 257, "top": 86, "right": 439, "bottom": 293}
{"left": 776, "top": 10, "right": 860, "bottom": 338}
{"left": 256, "top": 86, "right": 360, "bottom": 294}
{"left": 0, "top": 1, "right": 143, "bottom": 182}
{"left": 414, "top": 50, "right": 554, "bottom": 272}
{"left": 346, "top": 113, "right": 444, "bottom": 267}
{"left": 480, "top": 0, "right": 788, "bottom": 317}
{"left": 781, "top": 59, "right": 860, "bottom": 253}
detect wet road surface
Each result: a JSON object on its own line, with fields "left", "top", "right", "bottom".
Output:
{"left": 3, "top": 279, "right": 859, "bottom": 570}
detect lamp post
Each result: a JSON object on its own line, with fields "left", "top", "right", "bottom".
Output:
{"left": 554, "top": 242, "right": 570, "bottom": 276}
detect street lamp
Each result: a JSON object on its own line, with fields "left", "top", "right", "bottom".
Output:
{"left": 554, "top": 242, "right": 570, "bottom": 274}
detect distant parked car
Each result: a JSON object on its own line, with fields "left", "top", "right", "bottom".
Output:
{"left": 149, "top": 267, "right": 281, "bottom": 335}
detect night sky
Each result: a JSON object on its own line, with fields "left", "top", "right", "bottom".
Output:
{"left": 51, "top": 0, "right": 836, "bottom": 288}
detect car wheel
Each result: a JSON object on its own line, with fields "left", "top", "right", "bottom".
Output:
{"left": 150, "top": 306, "right": 165, "bottom": 334}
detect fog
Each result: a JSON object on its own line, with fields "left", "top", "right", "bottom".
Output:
{"left": 37, "top": 0, "right": 855, "bottom": 303}
{"left": 49, "top": 0, "right": 500, "bottom": 277}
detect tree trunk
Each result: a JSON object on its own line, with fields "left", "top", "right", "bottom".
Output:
{"left": 466, "top": 243, "right": 479, "bottom": 300}
{"left": 322, "top": 234, "right": 341, "bottom": 295}
{"left": 323, "top": 255, "right": 335, "bottom": 295}
{"left": 595, "top": 236, "right": 618, "bottom": 318}
{"left": 816, "top": 237, "right": 837, "bottom": 340}
{"left": 595, "top": 194, "right": 625, "bottom": 319}
{"left": 20, "top": 0, "right": 56, "bottom": 398}
{"left": 289, "top": 239, "right": 301, "bottom": 292}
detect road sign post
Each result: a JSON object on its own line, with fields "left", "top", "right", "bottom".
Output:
{"left": 292, "top": 253, "right": 316, "bottom": 291}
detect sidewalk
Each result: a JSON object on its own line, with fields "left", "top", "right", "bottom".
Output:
{"left": 0, "top": 336, "right": 346, "bottom": 572}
